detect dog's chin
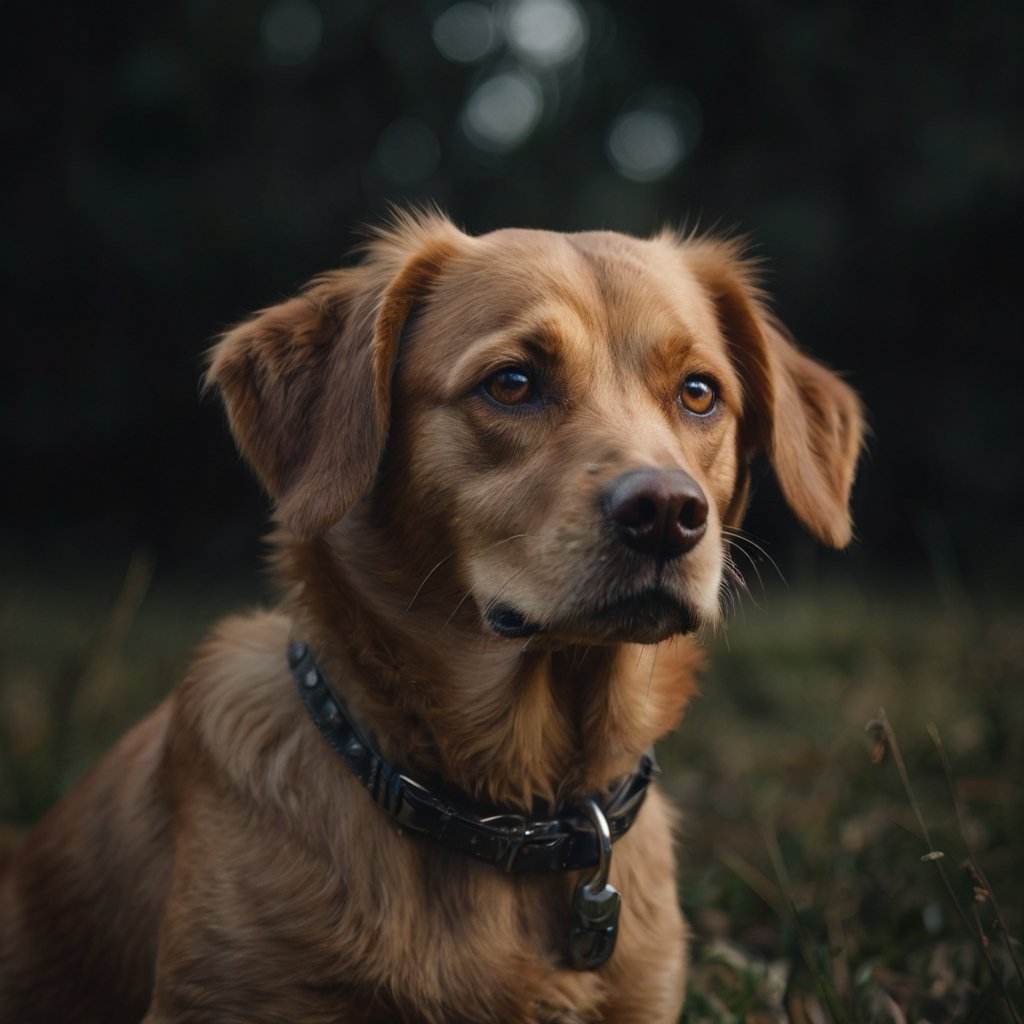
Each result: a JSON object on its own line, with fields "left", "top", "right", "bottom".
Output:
{"left": 484, "top": 590, "right": 701, "bottom": 647}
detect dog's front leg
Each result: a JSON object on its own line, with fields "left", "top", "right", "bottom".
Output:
{"left": 140, "top": 786, "right": 363, "bottom": 1024}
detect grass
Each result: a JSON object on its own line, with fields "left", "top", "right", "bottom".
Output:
{"left": 1, "top": 558, "right": 1021, "bottom": 1022}
{"left": 0, "top": 554, "right": 272, "bottom": 831}
{"left": 663, "top": 578, "right": 1023, "bottom": 1023}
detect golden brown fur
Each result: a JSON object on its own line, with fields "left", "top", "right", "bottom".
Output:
{"left": 0, "top": 211, "right": 863, "bottom": 1023}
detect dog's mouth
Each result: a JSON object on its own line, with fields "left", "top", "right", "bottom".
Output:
{"left": 485, "top": 589, "right": 698, "bottom": 646}
{"left": 582, "top": 589, "right": 699, "bottom": 644}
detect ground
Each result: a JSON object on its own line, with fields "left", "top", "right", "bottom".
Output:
{"left": 2, "top": 556, "right": 1021, "bottom": 1023}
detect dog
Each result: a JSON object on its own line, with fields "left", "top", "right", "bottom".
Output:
{"left": 0, "top": 211, "right": 862, "bottom": 1023}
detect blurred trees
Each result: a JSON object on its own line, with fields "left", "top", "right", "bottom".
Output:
{"left": 3, "top": 0, "right": 1022, "bottom": 584}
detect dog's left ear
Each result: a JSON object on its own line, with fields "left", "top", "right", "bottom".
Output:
{"left": 206, "top": 214, "right": 462, "bottom": 538}
{"left": 686, "top": 239, "right": 865, "bottom": 548}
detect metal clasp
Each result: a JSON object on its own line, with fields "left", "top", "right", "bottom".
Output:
{"left": 567, "top": 798, "right": 621, "bottom": 970}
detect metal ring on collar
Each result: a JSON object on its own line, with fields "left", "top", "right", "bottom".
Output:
{"left": 579, "top": 797, "right": 612, "bottom": 892}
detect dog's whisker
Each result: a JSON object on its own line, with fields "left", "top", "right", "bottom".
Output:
{"left": 717, "top": 579, "right": 734, "bottom": 622}
{"left": 487, "top": 564, "right": 530, "bottom": 608}
{"left": 485, "top": 532, "right": 535, "bottom": 548}
{"left": 406, "top": 534, "right": 534, "bottom": 616}
{"left": 718, "top": 617, "right": 732, "bottom": 651}
{"left": 722, "top": 539, "right": 769, "bottom": 608}
{"left": 442, "top": 590, "right": 475, "bottom": 631}
{"left": 721, "top": 527, "right": 788, "bottom": 587}
{"left": 443, "top": 562, "right": 531, "bottom": 634}
{"left": 644, "top": 644, "right": 660, "bottom": 704}
{"left": 716, "top": 554, "right": 745, "bottom": 618}
{"left": 405, "top": 551, "right": 457, "bottom": 614}
{"left": 726, "top": 554, "right": 750, "bottom": 603}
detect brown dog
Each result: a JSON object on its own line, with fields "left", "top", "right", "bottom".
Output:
{"left": 0, "top": 212, "right": 862, "bottom": 1023}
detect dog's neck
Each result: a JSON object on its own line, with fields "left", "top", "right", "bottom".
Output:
{"left": 278, "top": 532, "right": 700, "bottom": 809}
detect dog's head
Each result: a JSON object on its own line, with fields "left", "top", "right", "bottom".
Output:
{"left": 208, "top": 211, "right": 862, "bottom": 648}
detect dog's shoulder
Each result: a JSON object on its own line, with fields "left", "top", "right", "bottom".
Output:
{"left": 169, "top": 610, "right": 320, "bottom": 808}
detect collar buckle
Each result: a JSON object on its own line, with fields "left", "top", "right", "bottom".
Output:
{"left": 288, "top": 642, "right": 654, "bottom": 879}
{"left": 567, "top": 798, "right": 621, "bottom": 970}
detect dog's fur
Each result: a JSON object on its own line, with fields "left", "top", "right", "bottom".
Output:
{"left": 0, "top": 212, "right": 863, "bottom": 1023}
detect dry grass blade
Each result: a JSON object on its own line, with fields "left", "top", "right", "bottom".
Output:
{"left": 716, "top": 846, "right": 787, "bottom": 920}
{"left": 761, "top": 821, "right": 853, "bottom": 1024}
{"left": 72, "top": 549, "right": 155, "bottom": 716}
{"left": 927, "top": 721, "right": 1024, "bottom": 991}
{"left": 879, "top": 708, "right": 1022, "bottom": 1024}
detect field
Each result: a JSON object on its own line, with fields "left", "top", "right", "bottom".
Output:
{"left": 1, "top": 557, "right": 1021, "bottom": 1022}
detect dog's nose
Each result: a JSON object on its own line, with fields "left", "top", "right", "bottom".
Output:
{"left": 606, "top": 469, "right": 708, "bottom": 562}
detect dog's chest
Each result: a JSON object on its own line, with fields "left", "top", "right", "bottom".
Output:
{"left": 301, "top": 854, "right": 611, "bottom": 1023}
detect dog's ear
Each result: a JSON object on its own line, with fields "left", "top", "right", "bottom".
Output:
{"left": 206, "top": 214, "right": 462, "bottom": 538}
{"left": 686, "top": 239, "right": 864, "bottom": 548}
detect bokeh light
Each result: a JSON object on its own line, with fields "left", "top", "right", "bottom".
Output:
{"left": 8, "top": 0, "right": 1021, "bottom": 599}
{"left": 433, "top": 2, "right": 498, "bottom": 64}
{"left": 606, "top": 91, "right": 701, "bottom": 182}
{"left": 462, "top": 69, "right": 544, "bottom": 151}
{"left": 261, "top": 0, "right": 323, "bottom": 66}
{"left": 505, "top": 0, "right": 586, "bottom": 68}
{"left": 607, "top": 111, "right": 681, "bottom": 182}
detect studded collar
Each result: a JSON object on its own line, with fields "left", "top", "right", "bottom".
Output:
{"left": 287, "top": 641, "right": 657, "bottom": 875}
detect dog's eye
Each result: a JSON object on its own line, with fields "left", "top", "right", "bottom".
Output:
{"left": 484, "top": 368, "right": 535, "bottom": 406}
{"left": 679, "top": 376, "right": 717, "bottom": 416}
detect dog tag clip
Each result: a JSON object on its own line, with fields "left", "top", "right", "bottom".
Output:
{"left": 567, "top": 798, "right": 620, "bottom": 971}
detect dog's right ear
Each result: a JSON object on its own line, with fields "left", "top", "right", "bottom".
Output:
{"left": 206, "top": 214, "right": 463, "bottom": 538}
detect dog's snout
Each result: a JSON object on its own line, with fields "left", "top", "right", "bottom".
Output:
{"left": 606, "top": 469, "right": 708, "bottom": 561}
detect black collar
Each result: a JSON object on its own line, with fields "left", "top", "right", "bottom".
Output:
{"left": 288, "top": 642, "right": 657, "bottom": 875}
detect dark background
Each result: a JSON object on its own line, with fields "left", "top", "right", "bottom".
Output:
{"left": 4, "top": 0, "right": 1022, "bottom": 592}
